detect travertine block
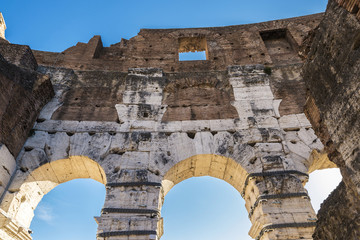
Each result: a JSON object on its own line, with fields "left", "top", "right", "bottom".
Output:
{"left": 233, "top": 86, "right": 274, "bottom": 100}
{"left": 123, "top": 91, "right": 163, "bottom": 105}
{"left": 279, "top": 115, "right": 301, "bottom": 130}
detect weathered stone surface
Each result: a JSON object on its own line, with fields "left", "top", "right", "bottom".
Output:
{"left": 32, "top": 14, "right": 322, "bottom": 72}
{"left": 0, "top": 44, "right": 37, "bottom": 70}
{"left": 0, "top": 4, "right": 357, "bottom": 239}
{"left": 162, "top": 71, "right": 238, "bottom": 121}
{"left": 0, "top": 144, "right": 15, "bottom": 198}
{"left": 313, "top": 181, "right": 360, "bottom": 240}
{"left": 302, "top": 0, "right": 360, "bottom": 239}
{"left": 0, "top": 53, "right": 54, "bottom": 156}
{"left": 47, "top": 69, "right": 126, "bottom": 121}
{"left": 0, "top": 61, "right": 324, "bottom": 239}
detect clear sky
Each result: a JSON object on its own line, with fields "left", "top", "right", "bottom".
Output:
{"left": 2, "top": 0, "right": 328, "bottom": 52}
{"left": 1, "top": 0, "right": 342, "bottom": 239}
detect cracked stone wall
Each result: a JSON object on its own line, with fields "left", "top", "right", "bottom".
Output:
{"left": 0, "top": 9, "right": 347, "bottom": 240}
{"left": 0, "top": 41, "right": 54, "bottom": 240}
{"left": 0, "top": 65, "right": 335, "bottom": 240}
{"left": 302, "top": 0, "right": 360, "bottom": 239}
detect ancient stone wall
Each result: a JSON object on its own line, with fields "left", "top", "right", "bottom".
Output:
{"left": 302, "top": 0, "right": 360, "bottom": 239}
{"left": 0, "top": 43, "right": 54, "bottom": 157}
{"left": 312, "top": 181, "right": 360, "bottom": 239}
{"left": 336, "top": 0, "right": 360, "bottom": 19}
{"left": 30, "top": 15, "right": 322, "bottom": 125}
{"left": 0, "top": 42, "right": 53, "bottom": 240}
{"left": 1, "top": 65, "right": 334, "bottom": 240}
{"left": 32, "top": 14, "right": 322, "bottom": 73}
{"left": 0, "top": 7, "right": 350, "bottom": 240}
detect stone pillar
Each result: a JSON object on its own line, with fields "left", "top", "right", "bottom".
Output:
{"left": 0, "top": 144, "right": 32, "bottom": 239}
{"left": 0, "top": 144, "right": 16, "bottom": 200}
{"left": 244, "top": 171, "right": 316, "bottom": 240}
{"left": 0, "top": 209, "right": 32, "bottom": 240}
{"left": 96, "top": 169, "right": 163, "bottom": 240}
{"left": 0, "top": 12, "right": 5, "bottom": 40}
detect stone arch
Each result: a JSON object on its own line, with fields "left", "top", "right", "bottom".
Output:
{"left": 161, "top": 175, "right": 251, "bottom": 240}
{"left": 0, "top": 156, "right": 106, "bottom": 239}
{"left": 304, "top": 149, "right": 342, "bottom": 213}
{"left": 162, "top": 154, "right": 248, "bottom": 196}
{"left": 157, "top": 137, "right": 319, "bottom": 240}
{"left": 159, "top": 154, "right": 250, "bottom": 239}
{"left": 307, "top": 150, "right": 338, "bottom": 173}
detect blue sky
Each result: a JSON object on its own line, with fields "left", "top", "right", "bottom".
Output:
{"left": 1, "top": 0, "right": 341, "bottom": 239}
{"left": 2, "top": 0, "right": 328, "bottom": 52}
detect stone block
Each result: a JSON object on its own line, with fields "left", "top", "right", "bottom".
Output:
{"left": 23, "top": 131, "right": 48, "bottom": 150}
{"left": 279, "top": 115, "right": 301, "bottom": 130}
{"left": 157, "top": 121, "right": 182, "bottom": 132}
{"left": 297, "top": 128, "right": 318, "bottom": 146}
{"left": 209, "top": 119, "right": 236, "bottom": 131}
{"left": 122, "top": 91, "right": 163, "bottom": 105}
{"left": 181, "top": 120, "right": 210, "bottom": 132}
{"left": 296, "top": 114, "right": 312, "bottom": 128}
{"left": 233, "top": 86, "right": 274, "bottom": 101}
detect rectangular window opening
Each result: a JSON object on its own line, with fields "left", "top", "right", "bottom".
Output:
{"left": 260, "top": 28, "right": 301, "bottom": 64}
{"left": 178, "top": 37, "right": 208, "bottom": 61}
{"left": 179, "top": 51, "right": 207, "bottom": 61}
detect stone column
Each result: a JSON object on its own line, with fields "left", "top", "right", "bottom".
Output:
{"left": 244, "top": 171, "right": 316, "bottom": 240}
{"left": 96, "top": 169, "right": 163, "bottom": 240}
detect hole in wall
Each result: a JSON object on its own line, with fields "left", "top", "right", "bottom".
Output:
{"left": 305, "top": 168, "right": 342, "bottom": 212}
{"left": 178, "top": 37, "right": 208, "bottom": 61}
{"left": 259, "top": 28, "right": 301, "bottom": 64}
{"left": 186, "top": 132, "right": 196, "bottom": 139}
{"left": 179, "top": 51, "right": 207, "bottom": 61}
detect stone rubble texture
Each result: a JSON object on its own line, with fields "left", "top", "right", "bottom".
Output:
{"left": 0, "top": 0, "right": 358, "bottom": 239}
{"left": 302, "top": 0, "right": 360, "bottom": 239}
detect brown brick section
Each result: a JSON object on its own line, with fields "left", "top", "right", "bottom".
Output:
{"left": 0, "top": 53, "right": 54, "bottom": 156}
{"left": 32, "top": 14, "right": 323, "bottom": 73}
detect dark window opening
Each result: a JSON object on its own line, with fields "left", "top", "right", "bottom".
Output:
{"left": 260, "top": 28, "right": 301, "bottom": 64}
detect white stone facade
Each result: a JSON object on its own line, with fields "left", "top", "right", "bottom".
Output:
{"left": 0, "top": 65, "right": 336, "bottom": 240}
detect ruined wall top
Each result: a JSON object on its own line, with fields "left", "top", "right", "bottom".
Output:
{"left": 33, "top": 13, "right": 323, "bottom": 72}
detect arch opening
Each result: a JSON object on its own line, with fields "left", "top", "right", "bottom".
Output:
{"left": 162, "top": 154, "right": 249, "bottom": 196}
{"left": 0, "top": 156, "right": 107, "bottom": 239}
{"left": 161, "top": 176, "right": 252, "bottom": 240}
{"left": 30, "top": 179, "right": 106, "bottom": 240}
{"left": 160, "top": 154, "right": 254, "bottom": 239}
{"left": 305, "top": 168, "right": 342, "bottom": 212}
